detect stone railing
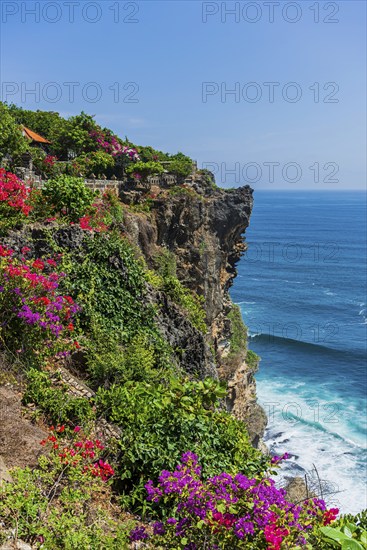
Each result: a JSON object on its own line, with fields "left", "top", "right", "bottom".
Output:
{"left": 14, "top": 167, "right": 43, "bottom": 187}
{"left": 15, "top": 168, "right": 195, "bottom": 195}
{"left": 84, "top": 178, "right": 121, "bottom": 194}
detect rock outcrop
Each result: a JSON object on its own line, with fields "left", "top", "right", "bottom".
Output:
{"left": 122, "top": 176, "right": 267, "bottom": 446}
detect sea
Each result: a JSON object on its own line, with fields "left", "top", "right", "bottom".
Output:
{"left": 230, "top": 191, "right": 367, "bottom": 515}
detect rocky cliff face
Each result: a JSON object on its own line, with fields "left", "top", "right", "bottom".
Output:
{"left": 122, "top": 175, "right": 267, "bottom": 447}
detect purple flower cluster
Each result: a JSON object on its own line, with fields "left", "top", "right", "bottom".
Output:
{"left": 89, "top": 129, "right": 140, "bottom": 160}
{"left": 129, "top": 526, "right": 148, "bottom": 541}
{"left": 271, "top": 452, "right": 290, "bottom": 464}
{"left": 0, "top": 249, "right": 81, "bottom": 357}
{"left": 17, "top": 296, "right": 79, "bottom": 337}
{"left": 130, "top": 452, "right": 334, "bottom": 549}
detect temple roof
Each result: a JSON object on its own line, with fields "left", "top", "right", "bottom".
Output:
{"left": 22, "top": 126, "right": 50, "bottom": 144}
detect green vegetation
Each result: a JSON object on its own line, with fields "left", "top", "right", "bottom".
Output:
{"left": 0, "top": 104, "right": 353, "bottom": 548}
{"left": 166, "top": 152, "right": 193, "bottom": 178}
{"left": 125, "top": 160, "right": 164, "bottom": 180}
{"left": 1, "top": 102, "right": 194, "bottom": 183}
{"left": 23, "top": 369, "right": 95, "bottom": 426}
{"left": 0, "top": 427, "right": 132, "bottom": 548}
{"left": 311, "top": 510, "right": 367, "bottom": 549}
{"left": 42, "top": 175, "right": 97, "bottom": 221}
{"left": 96, "top": 376, "right": 267, "bottom": 513}
{"left": 246, "top": 349, "right": 260, "bottom": 370}
{"left": 0, "top": 103, "right": 28, "bottom": 163}
{"left": 227, "top": 304, "right": 248, "bottom": 357}
{"left": 148, "top": 249, "right": 207, "bottom": 333}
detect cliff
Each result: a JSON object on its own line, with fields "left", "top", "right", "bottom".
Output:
{"left": 120, "top": 175, "right": 267, "bottom": 446}
{"left": 1, "top": 174, "right": 267, "bottom": 448}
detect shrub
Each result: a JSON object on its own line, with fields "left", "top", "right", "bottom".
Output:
{"left": 125, "top": 160, "right": 164, "bottom": 181}
{"left": 59, "top": 232, "right": 152, "bottom": 336}
{"left": 42, "top": 175, "right": 97, "bottom": 221}
{"left": 72, "top": 150, "right": 115, "bottom": 177}
{"left": 96, "top": 377, "right": 268, "bottom": 513}
{"left": 0, "top": 169, "right": 32, "bottom": 233}
{"left": 0, "top": 245, "right": 80, "bottom": 364}
{"left": 85, "top": 328, "right": 173, "bottom": 388}
{"left": 0, "top": 102, "right": 28, "bottom": 163}
{"left": 129, "top": 453, "right": 338, "bottom": 549}
{"left": 0, "top": 426, "right": 131, "bottom": 549}
{"left": 311, "top": 510, "right": 367, "bottom": 549}
{"left": 167, "top": 153, "right": 193, "bottom": 178}
{"left": 74, "top": 190, "right": 124, "bottom": 232}
{"left": 23, "top": 369, "right": 94, "bottom": 426}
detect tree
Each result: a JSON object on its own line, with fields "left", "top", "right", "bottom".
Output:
{"left": 0, "top": 102, "right": 28, "bottom": 162}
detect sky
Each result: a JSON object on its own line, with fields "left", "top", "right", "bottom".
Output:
{"left": 0, "top": 0, "right": 366, "bottom": 190}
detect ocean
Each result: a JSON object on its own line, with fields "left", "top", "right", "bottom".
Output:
{"left": 230, "top": 191, "right": 367, "bottom": 515}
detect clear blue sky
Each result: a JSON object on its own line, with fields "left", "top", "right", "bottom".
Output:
{"left": 0, "top": 0, "right": 366, "bottom": 189}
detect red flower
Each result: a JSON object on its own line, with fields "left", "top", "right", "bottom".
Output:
{"left": 0, "top": 245, "right": 13, "bottom": 257}
{"left": 67, "top": 323, "right": 74, "bottom": 332}
{"left": 323, "top": 508, "right": 339, "bottom": 525}
{"left": 32, "top": 259, "right": 45, "bottom": 271}
{"left": 47, "top": 258, "right": 57, "bottom": 267}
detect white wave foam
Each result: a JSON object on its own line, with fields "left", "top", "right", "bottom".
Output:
{"left": 257, "top": 378, "right": 367, "bottom": 514}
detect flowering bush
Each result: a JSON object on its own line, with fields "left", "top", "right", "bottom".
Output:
{"left": 40, "top": 424, "right": 114, "bottom": 480}
{"left": 130, "top": 452, "right": 339, "bottom": 549}
{"left": 89, "top": 129, "right": 140, "bottom": 160}
{"left": 0, "top": 426, "right": 129, "bottom": 549}
{"left": 73, "top": 190, "right": 123, "bottom": 232}
{"left": 0, "top": 169, "right": 32, "bottom": 226}
{"left": 0, "top": 245, "right": 80, "bottom": 361}
{"left": 96, "top": 377, "right": 269, "bottom": 513}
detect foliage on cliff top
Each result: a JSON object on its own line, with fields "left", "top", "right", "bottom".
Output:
{"left": 2, "top": 102, "right": 194, "bottom": 181}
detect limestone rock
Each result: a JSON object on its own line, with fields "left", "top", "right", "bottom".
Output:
{"left": 285, "top": 476, "right": 315, "bottom": 503}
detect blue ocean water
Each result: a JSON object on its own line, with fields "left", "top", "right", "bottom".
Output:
{"left": 230, "top": 191, "right": 367, "bottom": 514}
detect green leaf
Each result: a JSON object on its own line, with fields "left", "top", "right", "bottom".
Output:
{"left": 196, "top": 520, "right": 205, "bottom": 530}
{"left": 360, "top": 531, "right": 367, "bottom": 545}
{"left": 320, "top": 527, "right": 351, "bottom": 543}
{"left": 341, "top": 540, "right": 364, "bottom": 550}
{"left": 343, "top": 526, "right": 354, "bottom": 538}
